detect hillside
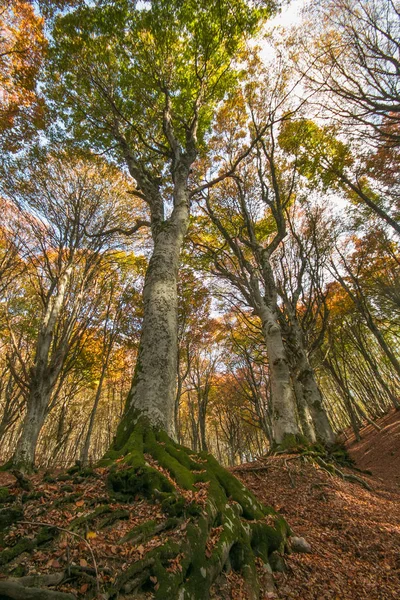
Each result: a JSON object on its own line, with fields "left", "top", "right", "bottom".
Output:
{"left": 236, "top": 410, "right": 400, "bottom": 599}
{"left": 0, "top": 412, "right": 399, "bottom": 599}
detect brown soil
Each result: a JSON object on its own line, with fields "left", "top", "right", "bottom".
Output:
{"left": 346, "top": 409, "right": 400, "bottom": 484}
{"left": 235, "top": 410, "right": 400, "bottom": 599}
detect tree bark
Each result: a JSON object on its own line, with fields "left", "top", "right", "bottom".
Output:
{"left": 259, "top": 302, "right": 301, "bottom": 445}
{"left": 114, "top": 168, "right": 191, "bottom": 447}
{"left": 292, "top": 376, "right": 316, "bottom": 443}
{"left": 12, "top": 383, "right": 50, "bottom": 470}
{"left": 11, "top": 265, "right": 73, "bottom": 471}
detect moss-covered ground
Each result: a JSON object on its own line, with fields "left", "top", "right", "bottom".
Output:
{"left": 0, "top": 420, "right": 293, "bottom": 599}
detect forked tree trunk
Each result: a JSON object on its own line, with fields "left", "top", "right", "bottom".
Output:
{"left": 281, "top": 303, "right": 335, "bottom": 446}
{"left": 11, "top": 265, "right": 73, "bottom": 471}
{"left": 290, "top": 320, "right": 335, "bottom": 445}
{"left": 259, "top": 303, "right": 301, "bottom": 445}
{"left": 292, "top": 376, "right": 316, "bottom": 443}
{"left": 299, "top": 366, "right": 335, "bottom": 445}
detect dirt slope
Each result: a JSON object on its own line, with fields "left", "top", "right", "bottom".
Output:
{"left": 346, "top": 409, "right": 400, "bottom": 484}
{"left": 236, "top": 410, "right": 400, "bottom": 600}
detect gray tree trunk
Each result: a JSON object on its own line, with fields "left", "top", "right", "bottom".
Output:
{"left": 287, "top": 315, "right": 335, "bottom": 446}
{"left": 259, "top": 302, "right": 301, "bottom": 445}
{"left": 114, "top": 170, "right": 190, "bottom": 446}
{"left": 292, "top": 376, "right": 316, "bottom": 443}
{"left": 12, "top": 266, "right": 72, "bottom": 470}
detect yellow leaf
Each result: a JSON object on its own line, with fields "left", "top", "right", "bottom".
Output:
{"left": 86, "top": 531, "right": 97, "bottom": 539}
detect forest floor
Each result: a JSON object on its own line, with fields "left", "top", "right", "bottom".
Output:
{"left": 0, "top": 411, "right": 399, "bottom": 599}
{"left": 235, "top": 408, "right": 400, "bottom": 600}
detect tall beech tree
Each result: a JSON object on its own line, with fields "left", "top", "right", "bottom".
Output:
{"left": 49, "top": 0, "right": 266, "bottom": 439}
{"left": 193, "top": 66, "right": 334, "bottom": 446}
{"left": 274, "top": 204, "right": 336, "bottom": 444}
{"left": 43, "top": 3, "right": 295, "bottom": 598}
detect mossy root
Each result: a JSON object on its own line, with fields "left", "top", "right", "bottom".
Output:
{"left": 103, "top": 418, "right": 292, "bottom": 599}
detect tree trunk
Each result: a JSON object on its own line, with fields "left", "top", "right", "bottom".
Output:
{"left": 10, "top": 265, "right": 72, "bottom": 471}
{"left": 287, "top": 314, "right": 335, "bottom": 446}
{"left": 80, "top": 365, "right": 107, "bottom": 466}
{"left": 259, "top": 303, "right": 301, "bottom": 445}
{"left": 12, "top": 382, "right": 50, "bottom": 470}
{"left": 298, "top": 366, "right": 336, "bottom": 445}
{"left": 113, "top": 174, "right": 190, "bottom": 447}
{"left": 292, "top": 376, "right": 316, "bottom": 443}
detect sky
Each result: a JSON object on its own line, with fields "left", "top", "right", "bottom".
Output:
{"left": 269, "top": 0, "right": 305, "bottom": 29}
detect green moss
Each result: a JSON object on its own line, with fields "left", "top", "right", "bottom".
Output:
{"left": 8, "top": 564, "right": 27, "bottom": 577}
{"left": 98, "top": 509, "right": 129, "bottom": 529}
{"left": 0, "top": 506, "right": 23, "bottom": 532}
{"left": 119, "top": 519, "right": 157, "bottom": 544}
{"left": 57, "top": 474, "right": 72, "bottom": 482}
{"left": 161, "top": 494, "right": 186, "bottom": 517}
{"left": 0, "top": 487, "right": 10, "bottom": 503}
{"left": 277, "top": 433, "right": 310, "bottom": 452}
{"left": 111, "top": 540, "right": 179, "bottom": 595}
{"left": 119, "top": 517, "right": 179, "bottom": 545}
{"left": 144, "top": 430, "right": 195, "bottom": 490}
{"left": 60, "top": 484, "right": 74, "bottom": 493}
{"left": 206, "top": 454, "right": 266, "bottom": 520}
{"left": 0, "top": 527, "right": 54, "bottom": 566}
{"left": 108, "top": 465, "right": 174, "bottom": 501}
{"left": 21, "top": 491, "right": 43, "bottom": 503}
{"left": 98, "top": 418, "right": 291, "bottom": 598}
{"left": 70, "top": 505, "right": 111, "bottom": 530}
{"left": 52, "top": 493, "right": 80, "bottom": 508}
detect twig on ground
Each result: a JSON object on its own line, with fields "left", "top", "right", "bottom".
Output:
{"left": 18, "top": 521, "right": 100, "bottom": 595}
{"left": 284, "top": 459, "right": 296, "bottom": 489}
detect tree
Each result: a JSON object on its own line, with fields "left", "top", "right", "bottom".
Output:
{"left": 193, "top": 64, "right": 326, "bottom": 445}
{"left": 0, "top": 0, "right": 46, "bottom": 150}
{"left": 1, "top": 150, "right": 139, "bottom": 470}
{"left": 297, "top": 0, "right": 400, "bottom": 146}
{"left": 48, "top": 0, "right": 267, "bottom": 439}
{"left": 274, "top": 203, "right": 336, "bottom": 444}
{"left": 43, "top": 3, "right": 293, "bottom": 597}
{"left": 279, "top": 118, "right": 400, "bottom": 236}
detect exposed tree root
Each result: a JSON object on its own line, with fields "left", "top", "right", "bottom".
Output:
{"left": 97, "top": 419, "right": 292, "bottom": 599}
{"left": 312, "top": 456, "right": 373, "bottom": 491}
{"left": 277, "top": 448, "right": 372, "bottom": 492}
{"left": 0, "top": 420, "right": 294, "bottom": 599}
{"left": 0, "top": 581, "right": 75, "bottom": 600}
